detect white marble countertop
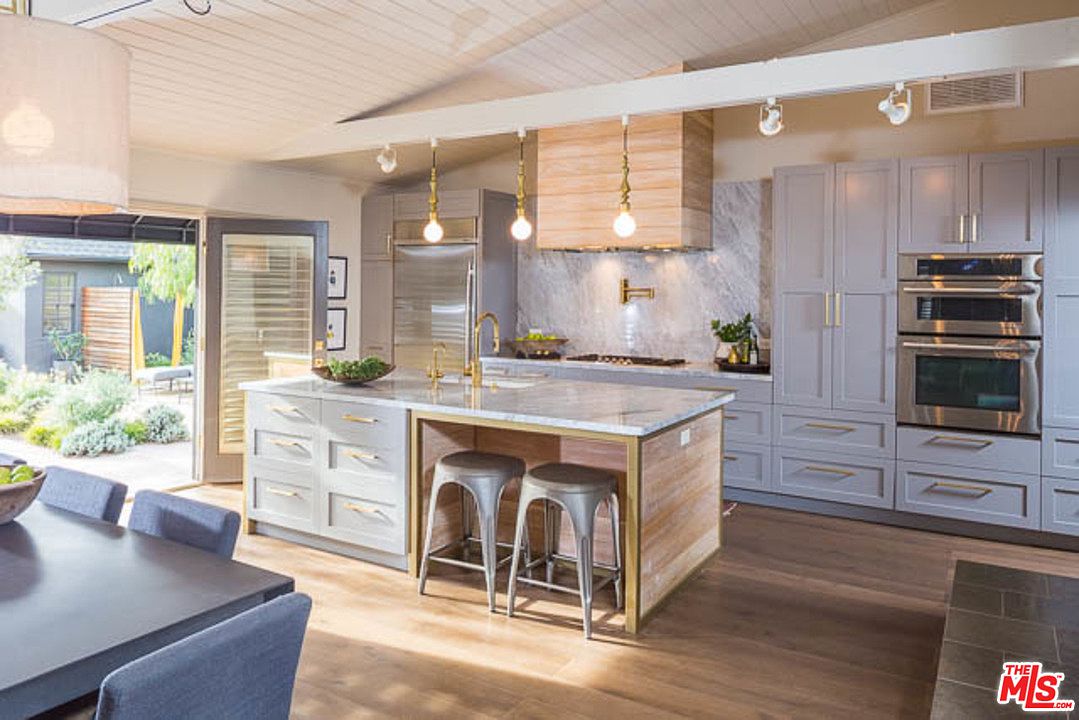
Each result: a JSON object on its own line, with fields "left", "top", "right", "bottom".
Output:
{"left": 241, "top": 369, "right": 734, "bottom": 436}
{"left": 480, "top": 356, "right": 773, "bottom": 383}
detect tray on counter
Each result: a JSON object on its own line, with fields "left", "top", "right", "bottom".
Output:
{"left": 714, "top": 360, "right": 770, "bottom": 375}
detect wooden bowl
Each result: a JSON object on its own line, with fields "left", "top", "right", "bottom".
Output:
{"left": 0, "top": 466, "right": 46, "bottom": 525}
{"left": 509, "top": 338, "right": 569, "bottom": 357}
{"left": 312, "top": 364, "right": 395, "bottom": 386}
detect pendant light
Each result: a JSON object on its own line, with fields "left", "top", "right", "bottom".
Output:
{"left": 878, "top": 82, "right": 912, "bottom": 126}
{"left": 612, "top": 114, "right": 636, "bottom": 239}
{"left": 0, "top": 14, "right": 130, "bottom": 214}
{"left": 510, "top": 128, "right": 533, "bottom": 241}
{"left": 423, "top": 138, "right": 444, "bottom": 243}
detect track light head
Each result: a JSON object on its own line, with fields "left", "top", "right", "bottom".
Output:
{"left": 758, "top": 97, "right": 783, "bottom": 137}
{"left": 878, "top": 82, "right": 912, "bottom": 126}
{"left": 376, "top": 144, "right": 397, "bottom": 173}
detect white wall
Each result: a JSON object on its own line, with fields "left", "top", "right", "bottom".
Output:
{"left": 129, "top": 147, "right": 366, "bottom": 356}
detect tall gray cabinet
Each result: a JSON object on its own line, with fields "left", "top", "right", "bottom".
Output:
{"left": 359, "top": 194, "right": 394, "bottom": 360}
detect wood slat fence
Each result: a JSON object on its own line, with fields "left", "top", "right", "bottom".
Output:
{"left": 81, "top": 287, "right": 133, "bottom": 375}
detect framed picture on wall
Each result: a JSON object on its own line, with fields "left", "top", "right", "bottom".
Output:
{"left": 328, "top": 256, "right": 348, "bottom": 300}
{"left": 326, "top": 308, "right": 347, "bottom": 352}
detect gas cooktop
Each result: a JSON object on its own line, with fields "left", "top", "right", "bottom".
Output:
{"left": 566, "top": 354, "right": 686, "bottom": 367}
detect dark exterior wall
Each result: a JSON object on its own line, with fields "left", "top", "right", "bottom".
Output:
{"left": 19, "top": 260, "right": 194, "bottom": 372}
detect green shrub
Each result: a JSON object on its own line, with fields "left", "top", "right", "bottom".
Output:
{"left": 123, "top": 419, "right": 148, "bottom": 444}
{"left": 7, "top": 370, "right": 55, "bottom": 416}
{"left": 50, "top": 370, "right": 132, "bottom": 427}
{"left": 0, "top": 410, "right": 30, "bottom": 434}
{"left": 181, "top": 329, "right": 196, "bottom": 366}
{"left": 25, "top": 423, "right": 64, "bottom": 449}
{"left": 0, "top": 361, "right": 14, "bottom": 396}
{"left": 144, "top": 352, "right": 170, "bottom": 368}
{"left": 59, "top": 418, "right": 132, "bottom": 457}
{"left": 142, "top": 404, "right": 189, "bottom": 443}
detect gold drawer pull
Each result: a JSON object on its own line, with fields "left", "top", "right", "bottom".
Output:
{"left": 694, "top": 386, "right": 735, "bottom": 393}
{"left": 929, "top": 481, "right": 993, "bottom": 498}
{"left": 344, "top": 502, "right": 383, "bottom": 515}
{"left": 723, "top": 454, "right": 738, "bottom": 461}
{"left": 270, "top": 404, "right": 302, "bottom": 415}
{"left": 345, "top": 450, "right": 379, "bottom": 461}
{"left": 929, "top": 434, "right": 994, "bottom": 449}
{"left": 805, "top": 422, "right": 856, "bottom": 433}
{"left": 804, "top": 465, "right": 856, "bottom": 478}
{"left": 271, "top": 439, "right": 304, "bottom": 449}
{"left": 266, "top": 487, "right": 298, "bottom": 498}
{"left": 724, "top": 414, "right": 740, "bottom": 420}
{"left": 342, "top": 414, "right": 378, "bottom": 424}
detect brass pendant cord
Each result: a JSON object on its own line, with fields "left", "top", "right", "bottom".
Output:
{"left": 619, "top": 121, "right": 631, "bottom": 212}
{"left": 516, "top": 134, "right": 527, "bottom": 218}
{"left": 428, "top": 144, "right": 438, "bottom": 222}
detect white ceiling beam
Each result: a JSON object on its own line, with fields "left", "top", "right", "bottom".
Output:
{"left": 265, "top": 17, "right": 1079, "bottom": 161}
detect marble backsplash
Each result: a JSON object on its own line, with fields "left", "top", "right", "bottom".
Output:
{"left": 517, "top": 179, "right": 772, "bottom": 361}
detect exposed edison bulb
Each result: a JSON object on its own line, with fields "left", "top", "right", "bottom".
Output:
{"left": 878, "top": 82, "right": 912, "bottom": 126}
{"left": 613, "top": 209, "right": 637, "bottom": 238}
{"left": 511, "top": 214, "right": 533, "bottom": 241}
{"left": 423, "top": 218, "right": 444, "bottom": 243}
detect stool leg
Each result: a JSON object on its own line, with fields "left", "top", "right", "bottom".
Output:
{"left": 460, "top": 485, "right": 471, "bottom": 563}
{"left": 565, "top": 493, "right": 603, "bottom": 640}
{"left": 473, "top": 485, "right": 501, "bottom": 614}
{"left": 418, "top": 477, "right": 447, "bottom": 596}
{"left": 609, "top": 493, "right": 623, "bottom": 610}
{"left": 507, "top": 486, "right": 536, "bottom": 618}
{"left": 544, "top": 500, "right": 556, "bottom": 585}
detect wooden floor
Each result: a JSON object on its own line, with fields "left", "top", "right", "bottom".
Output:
{"left": 182, "top": 485, "right": 1079, "bottom": 719}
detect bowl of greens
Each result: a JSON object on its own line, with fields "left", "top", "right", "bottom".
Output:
{"left": 313, "top": 356, "right": 394, "bottom": 386}
{"left": 510, "top": 331, "right": 568, "bottom": 358}
{"left": 0, "top": 465, "right": 46, "bottom": 524}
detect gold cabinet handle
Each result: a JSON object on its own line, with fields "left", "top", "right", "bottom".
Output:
{"left": 929, "top": 481, "right": 993, "bottom": 498}
{"left": 958, "top": 213, "right": 966, "bottom": 244}
{"left": 929, "top": 434, "right": 994, "bottom": 449}
{"left": 694, "top": 386, "right": 736, "bottom": 393}
{"left": 834, "top": 292, "right": 842, "bottom": 327}
{"left": 804, "top": 465, "right": 856, "bottom": 478}
{"left": 266, "top": 486, "right": 298, "bottom": 497}
{"left": 723, "top": 454, "right": 738, "bottom": 461}
{"left": 345, "top": 449, "right": 379, "bottom": 461}
{"left": 824, "top": 292, "right": 832, "bottom": 327}
{"left": 271, "top": 438, "right": 304, "bottom": 448}
{"left": 344, "top": 502, "right": 383, "bottom": 515}
{"left": 970, "top": 212, "right": 979, "bottom": 244}
{"left": 724, "top": 414, "right": 739, "bottom": 420}
{"left": 270, "top": 404, "right": 302, "bottom": 415}
{"left": 804, "top": 422, "right": 856, "bottom": 433}
{"left": 342, "top": 414, "right": 378, "bottom": 424}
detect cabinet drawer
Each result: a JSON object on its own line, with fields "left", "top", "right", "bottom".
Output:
{"left": 724, "top": 402, "right": 772, "bottom": 444}
{"left": 326, "top": 437, "right": 404, "bottom": 476}
{"left": 324, "top": 442, "right": 405, "bottom": 505}
{"left": 320, "top": 483, "right": 405, "bottom": 555}
{"left": 248, "top": 473, "right": 315, "bottom": 532}
{"left": 774, "top": 408, "right": 894, "bottom": 458}
{"left": 898, "top": 427, "right": 1040, "bottom": 475}
{"left": 322, "top": 400, "right": 407, "bottom": 451}
{"left": 1043, "top": 429, "right": 1079, "bottom": 480}
{"left": 251, "top": 428, "right": 315, "bottom": 468}
{"left": 247, "top": 392, "right": 319, "bottom": 438}
{"left": 723, "top": 442, "right": 770, "bottom": 491}
{"left": 895, "top": 461, "right": 1039, "bottom": 530}
{"left": 1042, "top": 478, "right": 1079, "bottom": 536}
{"left": 771, "top": 449, "right": 895, "bottom": 509}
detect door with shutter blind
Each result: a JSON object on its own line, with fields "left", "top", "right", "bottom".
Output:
{"left": 202, "top": 218, "right": 327, "bottom": 482}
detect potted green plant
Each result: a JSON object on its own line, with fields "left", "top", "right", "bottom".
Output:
{"left": 47, "top": 329, "right": 86, "bottom": 382}
{"left": 711, "top": 314, "right": 753, "bottom": 364}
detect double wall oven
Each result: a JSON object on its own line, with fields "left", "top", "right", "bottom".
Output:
{"left": 897, "top": 254, "right": 1042, "bottom": 436}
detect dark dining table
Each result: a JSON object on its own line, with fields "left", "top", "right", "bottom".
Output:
{"left": 0, "top": 502, "right": 294, "bottom": 718}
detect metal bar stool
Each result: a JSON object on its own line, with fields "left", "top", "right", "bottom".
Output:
{"left": 507, "top": 463, "right": 622, "bottom": 639}
{"left": 418, "top": 451, "right": 528, "bottom": 612}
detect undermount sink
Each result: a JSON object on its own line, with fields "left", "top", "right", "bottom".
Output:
{"left": 438, "top": 375, "right": 536, "bottom": 389}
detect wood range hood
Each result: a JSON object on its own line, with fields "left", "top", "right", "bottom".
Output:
{"left": 536, "top": 64, "right": 713, "bottom": 251}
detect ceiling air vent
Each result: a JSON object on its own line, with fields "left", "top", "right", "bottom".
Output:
{"left": 926, "top": 72, "right": 1023, "bottom": 115}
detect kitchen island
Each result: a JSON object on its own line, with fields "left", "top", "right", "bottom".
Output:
{"left": 240, "top": 370, "right": 733, "bottom": 632}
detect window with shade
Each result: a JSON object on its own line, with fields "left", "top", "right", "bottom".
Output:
{"left": 42, "top": 272, "right": 76, "bottom": 335}
{"left": 218, "top": 235, "right": 313, "bottom": 453}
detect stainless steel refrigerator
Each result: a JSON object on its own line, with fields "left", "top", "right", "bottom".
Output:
{"left": 392, "top": 190, "right": 517, "bottom": 372}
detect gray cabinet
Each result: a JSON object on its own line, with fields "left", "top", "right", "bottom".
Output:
{"left": 1043, "top": 428, "right": 1079, "bottom": 481}
{"left": 361, "top": 194, "right": 394, "bottom": 260}
{"left": 898, "top": 426, "right": 1040, "bottom": 475}
{"left": 1044, "top": 146, "right": 1079, "bottom": 429}
{"left": 723, "top": 442, "right": 770, "bottom": 491}
{"left": 360, "top": 260, "right": 393, "bottom": 360}
{"left": 773, "top": 164, "right": 834, "bottom": 409}
{"left": 771, "top": 448, "right": 895, "bottom": 509}
{"left": 899, "top": 150, "right": 1044, "bottom": 253}
{"left": 896, "top": 461, "right": 1040, "bottom": 530}
{"left": 774, "top": 160, "right": 896, "bottom": 414}
{"left": 1041, "top": 478, "right": 1079, "bottom": 536}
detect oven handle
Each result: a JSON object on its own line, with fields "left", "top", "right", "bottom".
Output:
{"left": 900, "top": 286, "right": 1038, "bottom": 295}
{"left": 901, "top": 341, "right": 1039, "bottom": 354}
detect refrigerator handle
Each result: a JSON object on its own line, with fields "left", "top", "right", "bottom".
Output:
{"left": 464, "top": 259, "right": 476, "bottom": 371}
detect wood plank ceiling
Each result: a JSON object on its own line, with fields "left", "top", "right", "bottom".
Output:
{"left": 98, "top": 0, "right": 932, "bottom": 180}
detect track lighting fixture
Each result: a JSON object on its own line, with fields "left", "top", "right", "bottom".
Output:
{"left": 878, "top": 82, "right": 912, "bottom": 126}
{"left": 758, "top": 97, "right": 783, "bottom": 136}
{"left": 423, "top": 138, "right": 444, "bottom": 243}
{"left": 612, "top": 114, "right": 636, "bottom": 239}
{"left": 510, "top": 128, "right": 533, "bottom": 241}
{"left": 376, "top": 144, "right": 397, "bottom": 174}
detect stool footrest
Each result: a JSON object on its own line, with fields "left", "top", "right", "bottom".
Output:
{"left": 513, "top": 572, "right": 619, "bottom": 597}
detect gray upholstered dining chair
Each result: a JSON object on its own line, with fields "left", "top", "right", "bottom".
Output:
{"left": 38, "top": 467, "right": 128, "bottom": 524}
{"left": 95, "top": 592, "right": 312, "bottom": 720}
{"left": 128, "top": 490, "right": 241, "bottom": 559}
